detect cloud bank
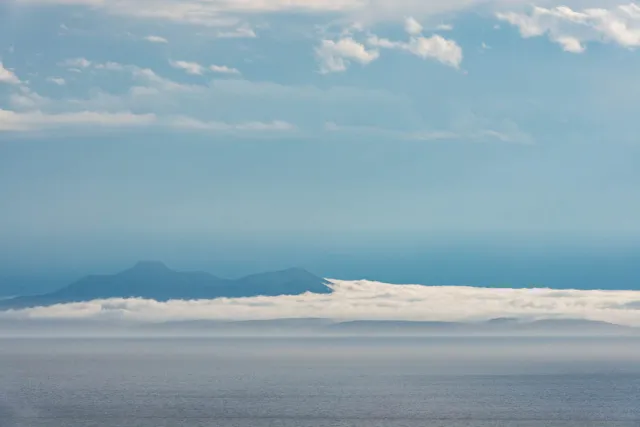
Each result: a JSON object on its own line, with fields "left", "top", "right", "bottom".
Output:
{"left": 3, "top": 280, "right": 640, "bottom": 326}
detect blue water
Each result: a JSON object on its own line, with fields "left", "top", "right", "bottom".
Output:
{"left": 1, "top": 337, "right": 640, "bottom": 426}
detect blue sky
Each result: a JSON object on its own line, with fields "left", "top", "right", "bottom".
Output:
{"left": 1, "top": 0, "right": 640, "bottom": 278}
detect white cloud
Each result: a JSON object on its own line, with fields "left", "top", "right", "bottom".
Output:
{"left": 59, "top": 57, "right": 92, "bottom": 68}
{"left": 168, "top": 61, "right": 241, "bottom": 76}
{"left": 210, "top": 64, "right": 241, "bottom": 75}
{"left": 436, "top": 23, "right": 454, "bottom": 31}
{"left": 47, "top": 77, "right": 67, "bottom": 86}
{"left": 405, "top": 16, "right": 423, "bottom": 35}
{"left": 0, "top": 62, "right": 20, "bottom": 85}
{"left": 497, "top": 3, "right": 640, "bottom": 53}
{"left": 407, "top": 35, "right": 463, "bottom": 67}
{"left": 315, "top": 38, "right": 380, "bottom": 73}
{"left": 0, "top": 110, "right": 156, "bottom": 132}
{"left": 4, "top": 280, "right": 640, "bottom": 327}
{"left": 368, "top": 34, "right": 463, "bottom": 68}
{"left": 0, "top": 62, "right": 300, "bottom": 136}
{"left": 14, "top": 59, "right": 516, "bottom": 141}
{"left": 169, "top": 60, "right": 206, "bottom": 75}
{"left": 170, "top": 117, "right": 294, "bottom": 132}
{"left": 144, "top": 35, "right": 168, "bottom": 43}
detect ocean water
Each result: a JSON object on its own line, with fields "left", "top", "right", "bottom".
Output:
{"left": 1, "top": 337, "right": 640, "bottom": 427}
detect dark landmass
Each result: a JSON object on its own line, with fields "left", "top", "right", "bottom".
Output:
{"left": 0, "top": 261, "right": 330, "bottom": 309}
{"left": 328, "top": 320, "right": 464, "bottom": 333}
{"left": 324, "top": 318, "right": 634, "bottom": 336}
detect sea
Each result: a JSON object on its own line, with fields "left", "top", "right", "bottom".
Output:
{"left": 1, "top": 336, "right": 640, "bottom": 427}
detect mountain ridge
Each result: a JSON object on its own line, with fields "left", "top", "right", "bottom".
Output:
{"left": 0, "top": 262, "right": 330, "bottom": 310}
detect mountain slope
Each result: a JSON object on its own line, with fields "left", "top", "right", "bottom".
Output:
{"left": 0, "top": 262, "right": 330, "bottom": 309}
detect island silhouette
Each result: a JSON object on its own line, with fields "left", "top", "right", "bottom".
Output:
{"left": 0, "top": 261, "right": 330, "bottom": 309}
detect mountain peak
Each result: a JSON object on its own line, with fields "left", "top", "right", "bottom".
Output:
{"left": 127, "top": 261, "right": 172, "bottom": 274}
{"left": 0, "top": 262, "right": 330, "bottom": 309}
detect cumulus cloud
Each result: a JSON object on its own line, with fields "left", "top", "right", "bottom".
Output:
{"left": 209, "top": 64, "right": 241, "bottom": 75}
{"left": 315, "top": 18, "right": 462, "bottom": 72}
{"left": 169, "top": 60, "right": 206, "bottom": 75}
{"left": 144, "top": 35, "right": 169, "bottom": 43}
{"left": 4, "top": 280, "right": 640, "bottom": 326}
{"left": 497, "top": 3, "right": 640, "bottom": 53}
{"left": 368, "top": 34, "right": 463, "bottom": 68}
{"left": 0, "top": 62, "right": 20, "bottom": 85}
{"left": 556, "top": 36, "right": 585, "bottom": 53}
{"left": 315, "top": 38, "right": 380, "bottom": 73}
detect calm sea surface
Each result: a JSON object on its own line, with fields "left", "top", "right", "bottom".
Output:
{"left": 1, "top": 337, "right": 640, "bottom": 427}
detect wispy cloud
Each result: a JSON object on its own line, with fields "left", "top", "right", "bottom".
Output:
{"left": 4, "top": 280, "right": 640, "bottom": 326}
{"left": 216, "top": 24, "right": 257, "bottom": 39}
{"left": 435, "top": 23, "right": 454, "bottom": 31}
{"left": 144, "top": 35, "right": 169, "bottom": 44}
{"left": 0, "top": 110, "right": 156, "bottom": 132}
{"left": 169, "top": 60, "right": 206, "bottom": 75}
{"left": 14, "top": 0, "right": 534, "bottom": 27}
{"left": 325, "top": 120, "right": 533, "bottom": 144}
{"left": 47, "top": 77, "right": 66, "bottom": 86}
{"left": 209, "top": 65, "right": 241, "bottom": 75}
{"left": 59, "top": 57, "right": 92, "bottom": 69}
{"left": 170, "top": 61, "right": 240, "bottom": 76}
{"left": 170, "top": 117, "right": 294, "bottom": 132}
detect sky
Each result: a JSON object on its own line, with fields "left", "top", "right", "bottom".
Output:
{"left": 1, "top": 0, "right": 640, "bottom": 281}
